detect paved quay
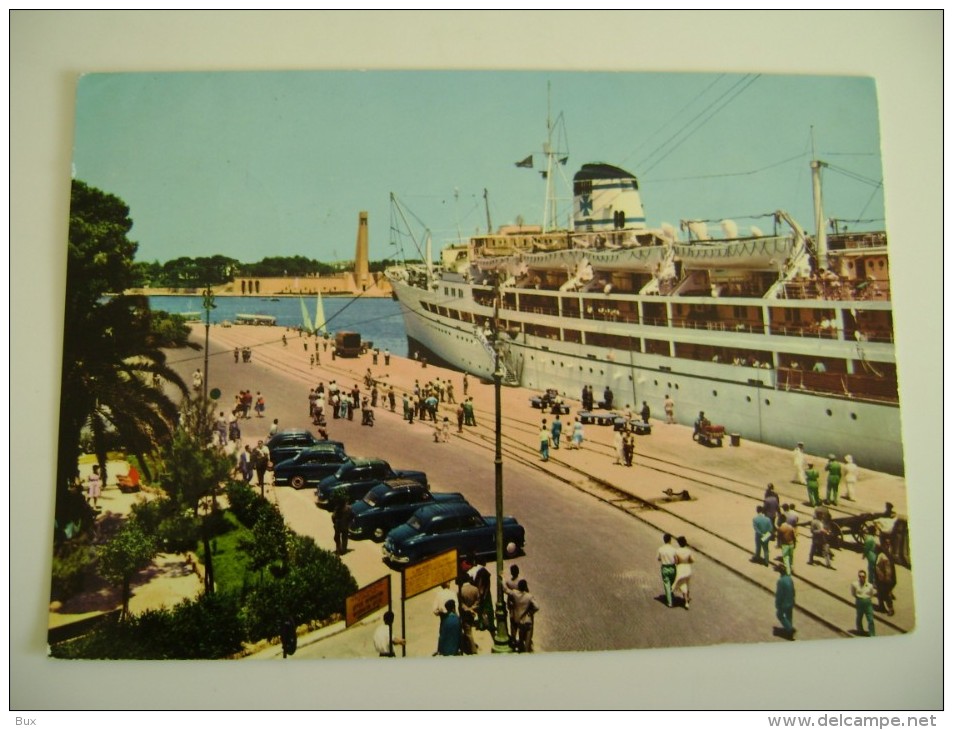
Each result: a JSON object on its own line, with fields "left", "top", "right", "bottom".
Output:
{"left": 184, "top": 322, "right": 913, "bottom": 659}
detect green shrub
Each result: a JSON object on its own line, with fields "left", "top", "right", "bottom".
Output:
{"left": 241, "top": 534, "right": 357, "bottom": 641}
{"left": 224, "top": 480, "right": 268, "bottom": 527}
{"left": 157, "top": 509, "right": 200, "bottom": 553}
{"left": 50, "top": 592, "right": 246, "bottom": 659}
{"left": 50, "top": 537, "right": 96, "bottom": 602}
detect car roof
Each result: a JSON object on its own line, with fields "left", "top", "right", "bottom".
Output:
{"left": 269, "top": 429, "right": 314, "bottom": 440}
{"left": 346, "top": 457, "right": 387, "bottom": 468}
{"left": 298, "top": 442, "right": 345, "bottom": 453}
{"left": 413, "top": 502, "right": 478, "bottom": 522}
{"left": 377, "top": 478, "right": 425, "bottom": 491}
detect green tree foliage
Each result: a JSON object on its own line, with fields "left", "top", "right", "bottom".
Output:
{"left": 240, "top": 255, "right": 335, "bottom": 278}
{"left": 158, "top": 399, "right": 235, "bottom": 594}
{"left": 244, "top": 503, "right": 288, "bottom": 574}
{"left": 50, "top": 592, "right": 246, "bottom": 659}
{"left": 97, "top": 520, "right": 158, "bottom": 618}
{"left": 241, "top": 533, "right": 357, "bottom": 641}
{"left": 56, "top": 181, "right": 189, "bottom": 533}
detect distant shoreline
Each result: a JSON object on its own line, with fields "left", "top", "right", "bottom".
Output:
{"left": 125, "top": 288, "right": 393, "bottom": 299}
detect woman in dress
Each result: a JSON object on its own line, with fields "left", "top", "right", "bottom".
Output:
{"left": 842, "top": 454, "right": 859, "bottom": 501}
{"left": 672, "top": 535, "right": 695, "bottom": 609}
{"left": 86, "top": 464, "right": 103, "bottom": 509}
{"left": 570, "top": 417, "right": 584, "bottom": 450}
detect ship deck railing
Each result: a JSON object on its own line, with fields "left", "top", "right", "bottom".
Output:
{"left": 782, "top": 278, "right": 890, "bottom": 302}
{"left": 776, "top": 367, "right": 899, "bottom": 404}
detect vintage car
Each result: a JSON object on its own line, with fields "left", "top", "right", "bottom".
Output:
{"left": 267, "top": 429, "right": 326, "bottom": 465}
{"left": 349, "top": 480, "right": 467, "bottom": 542}
{"left": 272, "top": 442, "right": 349, "bottom": 488}
{"left": 382, "top": 502, "right": 525, "bottom": 566}
{"left": 315, "top": 458, "right": 427, "bottom": 509}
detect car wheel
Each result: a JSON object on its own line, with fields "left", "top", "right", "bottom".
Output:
{"left": 290, "top": 475, "right": 307, "bottom": 490}
{"left": 372, "top": 526, "right": 386, "bottom": 542}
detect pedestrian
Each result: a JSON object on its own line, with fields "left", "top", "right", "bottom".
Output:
{"left": 432, "top": 581, "right": 456, "bottom": 624}
{"left": 192, "top": 369, "right": 203, "bottom": 392}
{"left": 657, "top": 533, "right": 678, "bottom": 608}
{"left": 384, "top": 348, "right": 391, "bottom": 366}
{"left": 433, "top": 419, "right": 443, "bottom": 443}
{"left": 664, "top": 394, "right": 675, "bottom": 424}
{"left": 603, "top": 386, "right": 614, "bottom": 409}
{"left": 462, "top": 372, "right": 469, "bottom": 396}
{"left": 239, "top": 444, "right": 253, "bottom": 483}
{"left": 774, "top": 563, "right": 796, "bottom": 640}
{"left": 215, "top": 411, "right": 228, "bottom": 445}
{"left": 613, "top": 428, "right": 624, "bottom": 465}
{"left": 310, "top": 353, "right": 315, "bottom": 369}
{"left": 777, "top": 518, "right": 797, "bottom": 575}
{"left": 763, "top": 483, "right": 780, "bottom": 540}
{"left": 551, "top": 414, "right": 562, "bottom": 449}
{"left": 457, "top": 574, "right": 480, "bottom": 654}
{"left": 792, "top": 442, "right": 806, "bottom": 485}
{"left": 332, "top": 499, "right": 353, "bottom": 555}
{"left": 874, "top": 545, "right": 896, "bottom": 616}
{"left": 228, "top": 411, "right": 240, "bottom": 442}
{"left": 807, "top": 508, "right": 833, "bottom": 569}
{"left": 269, "top": 418, "right": 279, "bottom": 437}
{"left": 372, "top": 348, "right": 379, "bottom": 366}
{"left": 456, "top": 403, "right": 465, "bottom": 433}
{"left": 805, "top": 462, "right": 820, "bottom": 507}
{"left": 623, "top": 430, "right": 635, "bottom": 467}
{"left": 825, "top": 454, "right": 842, "bottom": 505}
{"left": 253, "top": 439, "right": 270, "bottom": 494}
{"left": 279, "top": 616, "right": 297, "bottom": 658}
{"left": 505, "top": 579, "right": 540, "bottom": 653}
{"left": 851, "top": 570, "right": 876, "bottom": 636}
{"left": 570, "top": 416, "right": 584, "bottom": 449}
{"left": 388, "top": 386, "right": 396, "bottom": 413}
{"left": 373, "top": 610, "right": 405, "bottom": 657}
{"left": 254, "top": 392, "right": 265, "bottom": 418}
{"left": 539, "top": 421, "right": 550, "bottom": 461}
{"left": 437, "top": 600, "right": 461, "bottom": 656}
{"left": 233, "top": 347, "right": 239, "bottom": 364}
{"left": 86, "top": 464, "right": 103, "bottom": 509}
{"left": 441, "top": 417, "right": 451, "bottom": 443}
{"left": 752, "top": 505, "right": 773, "bottom": 565}
{"left": 504, "top": 565, "right": 521, "bottom": 639}
{"left": 462, "top": 397, "right": 476, "bottom": 426}
{"left": 673, "top": 536, "right": 694, "bottom": 609}
{"left": 862, "top": 524, "right": 879, "bottom": 579}
{"left": 640, "top": 400, "right": 650, "bottom": 424}
{"left": 842, "top": 454, "right": 859, "bottom": 501}
{"left": 446, "top": 381, "right": 456, "bottom": 404}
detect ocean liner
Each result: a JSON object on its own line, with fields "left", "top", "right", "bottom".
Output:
{"left": 386, "top": 157, "right": 901, "bottom": 475}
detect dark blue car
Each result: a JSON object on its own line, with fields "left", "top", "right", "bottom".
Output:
{"left": 382, "top": 502, "right": 525, "bottom": 566}
{"left": 316, "top": 458, "right": 427, "bottom": 509}
{"left": 273, "top": 442, "right": 349, "bottom": 489}
{"left": 349, "top": 479, "right": 467, "bottom": 542}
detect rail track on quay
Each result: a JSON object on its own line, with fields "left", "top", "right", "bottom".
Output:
{"left": 203, "top": 332, "right": 907, "bottom": 637}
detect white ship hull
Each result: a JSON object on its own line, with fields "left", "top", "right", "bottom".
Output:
{"left": 390, "top": 276, "right": 905, "bottom": 475}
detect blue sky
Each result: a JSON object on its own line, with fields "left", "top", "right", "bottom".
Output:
{"left": 73, "top": 70, "right": 884, "bottom": 264}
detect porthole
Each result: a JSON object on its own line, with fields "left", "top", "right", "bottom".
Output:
{"left": 850, "top": 412, "right": 857, "bottom": 420}
{"left": 826, "top": 409, "right": 833, "bottom": 417}
{"left": 654, "top": 380, "right": 659, "bottom": 386}
{"left": 746, "top": 396, "right": 751, "bottom": 403}
{"left": 764, "top": 399, "right": 771, "bottom": 406}
{"left": 712, "top": 390, "right": 718, "bottom": 397}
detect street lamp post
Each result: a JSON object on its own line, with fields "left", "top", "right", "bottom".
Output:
{"left": 491, "top": 277, "right": 512, "bottom": 653}
{"left": 202, "top": 285, "right": 215, "bottom": 404}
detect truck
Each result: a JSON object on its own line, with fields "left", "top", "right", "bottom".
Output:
{"left": 334, "top": 330, "right": 363, "bottom": 357}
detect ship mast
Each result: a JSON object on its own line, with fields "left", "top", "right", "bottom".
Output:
{"left": 810, "top": 128, "right": 829, "bottom": 271}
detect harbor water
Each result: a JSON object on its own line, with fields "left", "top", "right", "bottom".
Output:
{"left": 148, "top": 295, "right": 409, "bottom": 357}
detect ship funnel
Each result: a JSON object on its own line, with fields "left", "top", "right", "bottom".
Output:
{"left": 720, "top": 219, "right": 739, "bottom": 239}
{"left": 573, "top": 163, "right": 646, "bottom": 232}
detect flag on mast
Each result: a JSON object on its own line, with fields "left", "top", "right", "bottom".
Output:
{"left": 515, "top": 155, "right": 533, "bottom": 168}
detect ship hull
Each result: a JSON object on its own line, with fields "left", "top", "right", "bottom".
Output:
{"left": 390, "top": 277, "right": 905, "bottom": 475}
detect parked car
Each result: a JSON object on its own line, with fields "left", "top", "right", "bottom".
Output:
{"left": 349, "top": 480, "right": 467, "bottom": 542}
{"left": 382, "top": 502, "right": 525, "bottom": 566}
{"left": 267, "top": 429, "right": 325, "bottom": 465}
{"left": 273, "top": 442, "right": 350, "bottom": 488}
{"left": 316, "top": 458, "right": 428, "bottom": 509}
